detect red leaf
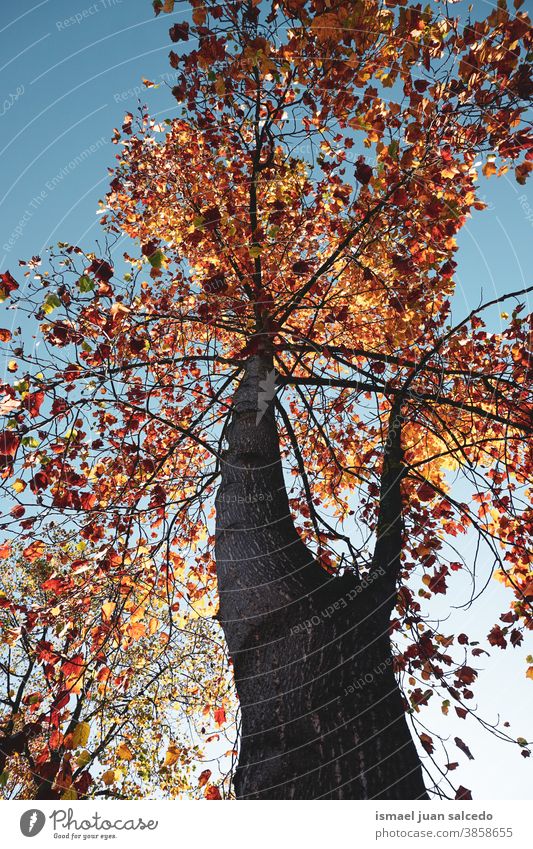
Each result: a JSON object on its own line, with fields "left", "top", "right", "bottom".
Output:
{"left": 487, "top": 625, "right": 507, "bottom": 649}
{"left": 0, "top": 430, "right": 20, "bottom": 457}
{"left": 428, "top": 567, "right": 448, "bottom": 595}
{"left": 202, "top": 206, "right": 221, "bottom": 231}
{"left": 455, "top": 737, "right": 474, "bottom": 760}
{"left": 214, "top": 707, "right": 226, "bottom": 727}
{"left": 204, "top": 784, "right": 221, "bottom": 800}
{"left": 198, "top": 769, "right": 212, "bottom": 787}
{"left": 23, "top": 390, "right": 45, "bottom": 418}
{"left": 418, "top": 482, "right": 435, "bottom": 501}
{"left": 23, "top": 540, "right": 46, "bottom": 562}
{"left": 87, "top": 259, "right": 113, "bottom": 283}
{"left": 169, "top": 22, "right": 189, "bottom": 42}
{"left": 74, "top": 771, "right": 93, "bottom": 796}
{"left": 141, "top": 240, "right": 160, "bottom": 258}
{"left": 202, "top": 274, "right": 227, "bottom": 294}
{"left": 456, "top": 666, "right": 477, "bottom": 686}
{"left": 80, "top": 492, "right": 97, "bottom": 510}
{"left": 291, "top": 260, "right": 311, "bottom": 275}
{"left": 30, "top": 471, "right": 49, "bottom": 494}
{"left": 355, "top": 159, "right": 372, "bottom": 185}
{"left": 0, "top": 271, "right": 19, "bottom": 299}
{"left": 455, "top": 785, "right": 472, "bottom": 800}
{"left": 420, "top": 732, "right": 434, "bottom": 754}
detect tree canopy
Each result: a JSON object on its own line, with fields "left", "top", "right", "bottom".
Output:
{"left": 0, "top": 0, "right": 532, "bottom": 800}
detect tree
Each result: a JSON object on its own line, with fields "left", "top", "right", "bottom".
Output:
{"left": 1, "top": 0, "right": 532, "bottom": 799}
{"left": 0, "top": 537, "right": 231, "bottom": 800}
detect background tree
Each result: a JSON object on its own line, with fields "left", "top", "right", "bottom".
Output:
{"left": 0, "top": 537, "right": 232, "bottom": 800}
{"left": 0, "top": 0, "right": 532, "bottom": 799}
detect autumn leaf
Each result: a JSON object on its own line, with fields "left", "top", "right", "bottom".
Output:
{"left": 71, "top": 722, "right": 91, "bottom": 748}
{"left": 22, "top": 540, "right": 46, "bottom": 562}
{"left": 355, "top": 158, "right": 373, "bottom": 185}
{"left": 214, "top": 707, "right": 226, "bottom": 727}
{"left": 102, "top": 601, "right": 116, "bottom": 621}
{"left": 417, "top": 482, "right": 435, "bottom": 502}
{"left": 23, "top": 391, "right": 45, "bottom": 418}
{"left": 101, "top": 769, "right": 120, "bottom": 786}
{"left": 198, "top": 769, "right": 211, "bottom": 787}
{"left": 482, "top": 158, "right": 497, "bottom": 178}
{"left": 456, "top": 666, "right": 477, "bottom": 686}
{"left": 419, "top": 733, "right": 434, "bottom": 754}
{"left": 204, "top": 784, "right": 222, "bottom": 800}
{"left": 455, "top": 737, "right": 474, "bottom": 760}
{"left": 87, "top": 258, "right": 113, "bottom": 282}
{"left": 61, "top": 787, "right": 78, "bottom": 800}
{"left": 116, "top": 742, "right": 134, "bottom": 761}
{"left": 76, "top": 750, "right": 91, "bottom": 768}
{"left": 0, "top": 271, "right": 19, "bottom": 301}
{"left": 169, "top": 22, "right": 189, "bottom": 42}
{"left": 455, "top": 785, "right": 473, "bottom": 800}
{"left": 163, "top": 744, "right": 181, "bottom": 767}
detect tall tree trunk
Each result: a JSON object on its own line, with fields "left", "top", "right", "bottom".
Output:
{"left": 215, "top": 355, "right": 427, "bottom": 800}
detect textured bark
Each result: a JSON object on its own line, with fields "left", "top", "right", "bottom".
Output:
{"left": 215, "top": 356, "right": 427, "bottom": 800}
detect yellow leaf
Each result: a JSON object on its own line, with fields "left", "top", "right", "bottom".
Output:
{"left": 12, "top": 479, "right": 26, "bottom": 493}
{"left": 61, "top": 788, "right": 77, "bottom": 800}
{"left": 102, "top": 601, "right": 116, "bottom": 621}
{"left": 76, "top": 749, "right": 91, "bottom": 768}
{"left": 526, "top": 666, "right": 533, "bottom": 680}
{"left": 71, "top": 721, "right": 90, "bottom": 748}
{"left": 116, "top": 742, "right": 134, "bottom": 761}
{"left": 164, "top": 744, "right": 181, "bottom": 767}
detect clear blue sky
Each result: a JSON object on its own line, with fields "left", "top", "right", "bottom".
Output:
{"left": 0, "top": 0, "right": 532, "bottom": 799}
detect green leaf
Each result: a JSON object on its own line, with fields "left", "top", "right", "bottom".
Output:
{"left": 148, "top": 249, "right": 165, "bottom": 269}
{"left": 43, "top": 293, "right": 61, "bottom": 314}
{"left": 78, "top": 275, "right": 94, "bottom": 293}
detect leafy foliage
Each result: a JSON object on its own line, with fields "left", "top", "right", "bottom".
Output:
{"left": 1, "top": 0, "right": 532, "bottom": 798}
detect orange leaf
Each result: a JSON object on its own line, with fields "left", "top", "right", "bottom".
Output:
{"left": 214, "top": 707, "right": 226, "bottom": 727}
{"left": 198, "top": 769, "right": 212, "bottom": 787}
{"left": 23, "top": 540, "right": 46, "bottom": 562}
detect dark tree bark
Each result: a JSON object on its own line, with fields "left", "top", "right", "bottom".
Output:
{"left": 215, "top": 355, "right": 428, "bottom": 800}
